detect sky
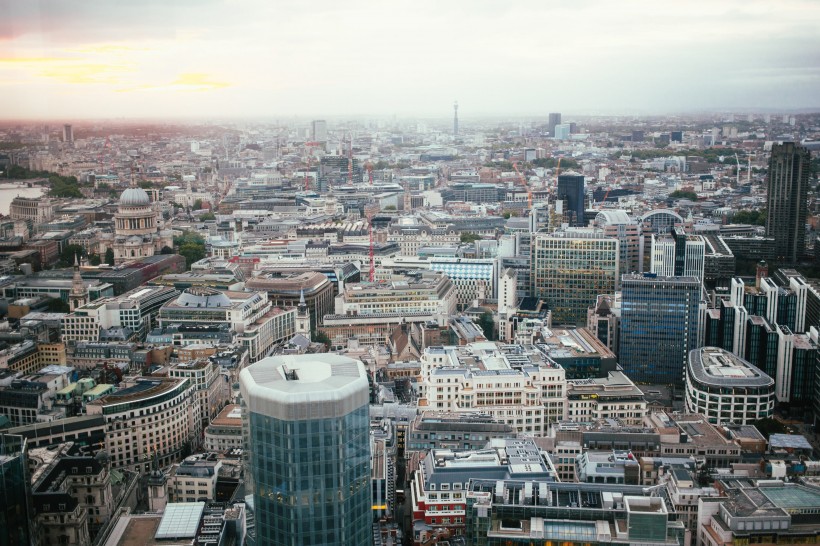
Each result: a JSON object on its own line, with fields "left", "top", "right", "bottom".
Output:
{"left": 1, "top": 0, "right": 819, "bottom": 120}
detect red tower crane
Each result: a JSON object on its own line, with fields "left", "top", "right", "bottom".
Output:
{"left": 368, "top": 213, "right": 375, "bottom": 282}
{"left": 512, "top": 161, "right": 532, "bottom": 210}
{"left": 303, "top": 141, "right": 320, "bottom": 191}
{"left": 348, "top": 133, "right": 354, "bottom": 186}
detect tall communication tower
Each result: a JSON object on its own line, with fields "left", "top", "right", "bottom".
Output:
{"left": 453, "top": 100, "right": 459, "bottom": 137}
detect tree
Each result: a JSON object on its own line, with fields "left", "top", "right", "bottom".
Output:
{"left": 731, "top": 209, "right": 766, "bottom": 226}
{"left": 669, "top": 190, "right": 698, "bottom": 201}
{"left": 193, "top": 199, "right": 203, "bottom": 210}
{"left": 752, "top": 418, "right": 787, "bottom": 439}
{"left": 460, "top": 232, "right": 482, "bottom": 244}
{"left": 477, "top": 312, "right": 495, "bottom": 341}
{"left": 138, "top": 180, "right": 153, "bottom": 189}
{"left": 200, "top": 212, "right": 216, "bottom": 221}
{"left": 160, "top": 246, "right": 175, "bottom": 255}
{"left": 384, "top": 205, "right": 397, "bottom": 211}
{"left": 88, "top": 253, "right": 101, "bottom": 266}
{"left": 105, "top": 248, "right": 115, "bottom": 266}
{"left": 46, "top": 298, "right": 71, "bottom": 313}
{"left": 174, "top": 231, "right": 206, "bottom": 269}
{"left": 313, "top": 329, "right": 331, "bottom": 349}
{"left": 58, "top": 244, "right": 85, "bottom": 267}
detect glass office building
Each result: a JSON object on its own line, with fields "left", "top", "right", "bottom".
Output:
{"left": 619, "top": 274, "right": 701, "bottom": 386}
{"left": 0, "top": 434, "right": 32, "bottom": 546}
{"left": 531, "top": 230, "right": 619, "bottom": 326}
{"left": 240, "top": 354, "right": 371, "bottom": 546}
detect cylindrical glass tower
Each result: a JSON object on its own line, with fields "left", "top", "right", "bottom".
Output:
{"left": 240, "top": 354, "right": 371, "bottom": 545}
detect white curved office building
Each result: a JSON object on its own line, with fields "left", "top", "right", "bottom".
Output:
{"left": 239, "top": 354, "right": 371, "bottom": 546}
{"left": 685, "top": 347, "right": 775, "bottom": 425}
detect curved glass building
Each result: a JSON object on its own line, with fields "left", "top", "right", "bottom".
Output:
{"left": 239, "top": 354, "right": 371, "bottom": 546}
{"left": 685, "top": 347, "right": 775, "bottom": 425}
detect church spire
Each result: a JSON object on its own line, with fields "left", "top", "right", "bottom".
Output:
{"left": 69, "top": 253, "right": 88, "bottom": 311}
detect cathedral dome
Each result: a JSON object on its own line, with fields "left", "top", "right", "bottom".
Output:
{"left": 119, "top": 187, "right": 150, "bottom": 207}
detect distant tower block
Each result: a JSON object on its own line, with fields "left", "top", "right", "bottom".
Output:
{"left": 63, "top": 124, "right": 74, "bottom": 145}
{"left": 453, "top": 100, "right": 459, "bottom": 137}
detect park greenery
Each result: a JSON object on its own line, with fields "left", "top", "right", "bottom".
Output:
{"left": 618, "top": 147, "right": 748, "bottom": 163}
{"left": 531, "top": 157, "right": 580, "bottom": 170}
{"left": 5, "top": 165, "right": 85, "bottom": 198}
{"left": 731, "top": 209, "right": 766, "bottom": 226}
{"left": 174, "top": 231, "right": 207, "bottom": 269}
{"left": 477, "top": 312, "right": 496, "bottom": 341}
{"left": 460, "top": 232, "right": 483, "bottom": 244}
{"left": 669, "top": 190, "right": 698, "bottom": 201}
{"left": 57, "top": 244, "right": 86, "bottom": 268}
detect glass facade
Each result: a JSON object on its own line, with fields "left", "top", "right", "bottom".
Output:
{"left": 619, "top": 275, "right": 701, "bottom": 386}
{"left": 531, "top": 234, "right": 618, "bottom": 326}
{"left": 247, "top": 406, "right": 371, "bottom": 545}
{"left": 0, "top": 434, "right": 32, "bottom": 546}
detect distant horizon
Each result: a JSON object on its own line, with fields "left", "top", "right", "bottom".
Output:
{"left": 2, "top": 107, "right": 820, "bottom": 126}
{"left": 2, "top": 1, "right": 818, "bottom": 120}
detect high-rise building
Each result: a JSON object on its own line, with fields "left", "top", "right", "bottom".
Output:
{"left": 63, "top": 123, "right": 74, "bottom": 144}
{"left": 651, "top": 228, "right": 705, "bottom": 282}
{"left": 548, "top": 112, "right": 561, "bottom": 136}
{"left": 556, "top": 172, "right": 586, "bottom": 226}
{"left": 554, "top": 123, "right": 572, "bottom": 140}
{"left": 595, "top": 210, "right": 644, "bottom": 281}
{"left": 765, "top": 142, "right": 811, "bottom": 263}
{"left": 311, "top": 119, "right": 327, "bottom": 142}
{"left": 453, "top": 100, "right": 459, "bottom": 136}
{"left": 240, "top": 354, "right": 371, "bottom": 546}
{"left": 0, "top": 434, "right": 33, "bottom": 546}
{"left": 619, "top": 273, "right": 702, "bottom": 386}
{"left": 531, "top": 228, "right": 619, "bottom": 325}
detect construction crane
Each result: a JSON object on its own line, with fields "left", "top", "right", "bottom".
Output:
{"left": 734, "top": 153, "right": 741, "bottom": 185}
{"left": 367, "top": 208, "right": 376, "bottom": 282}
{"left": 512, "top": 161, "right": 532, "bottom": 210}
{"left": 303, "top": 141, "right": 321, "bottom": 191}
{"left": 348, "top": 133, "right": 354, "bottom": 186}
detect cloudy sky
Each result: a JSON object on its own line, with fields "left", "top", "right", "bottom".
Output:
{"left": 1, "top": 0, "right": 819, "bottom": 120}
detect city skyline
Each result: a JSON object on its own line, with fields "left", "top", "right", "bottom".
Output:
{"left": 2, "top": 0, "right": 819, "bottom": 120}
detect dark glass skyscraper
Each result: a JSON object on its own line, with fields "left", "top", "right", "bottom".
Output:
{"left": 240, "top": 354, "right": 371, "bottom": 546}
{"left": 619, "top": 274, "right": 701, "bottom": 386}
{"left": 557, "top": 173, "right": 585, "bottom": 226}
{"left": 0, "top": 434, "right": 32, "bottom": 546}
{"left": 765, "top": 142, "right": 810, "bottom": 263}
{"left": 548, "top": 112, "right": 561, "bottom": 137}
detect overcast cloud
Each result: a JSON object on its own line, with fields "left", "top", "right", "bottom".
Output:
{"left": 1, "top": 0, "right": 818, "bottom": 119}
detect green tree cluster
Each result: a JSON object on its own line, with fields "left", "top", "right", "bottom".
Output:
{"left": 6, "top": 165, "right": 85, "bottom": 197}
{"left": 105, "top": 248, "right": 115, "bottom": 266}
{"left": 531, "top": 157, "right": 580, "bottom": 169}
{"left": 57, "top": 244, "right": 86, "bottom": 267}
{"left": 731, "top": 209, "right": 766, "bottom": 226}
{"left": 460, "top": 232, "right": 482, "bottom": 244}
{"left": 751, "top": 418, "right": 787, "bottom": 439}
{"left": 174, "top": 231, "right": 206, "bottom": 269}
{"left": 477, "top": 312, "right": 496, "bottom": 341}
{"left": 669, "top": 190, "right": 698, "bottom": 201}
